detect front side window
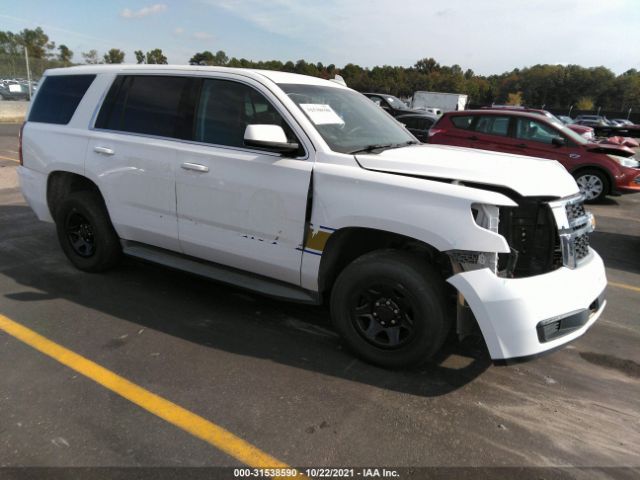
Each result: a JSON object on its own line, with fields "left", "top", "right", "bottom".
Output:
{"left": 96, "top": 75, "right": 196, "bottom": 139}
{"left": 280, "top": 84, "right": 415, "bottom": 154}
{"left": 29, "top": 75, "right": 95, "bottom": 125}
{"left": 515, "top": 118, "right": 560, "bottom": 144}
{"left": 474, "top": 115, "right": 510, "bottom": 136}
{"left": 194, "top": 79, "right": 297, "bottom": 149}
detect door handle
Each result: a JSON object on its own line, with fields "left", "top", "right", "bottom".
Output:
{"left": 93, "top": 146, "right": 115, "bottom": 155}
{"left": 181, "top": 162, "right": 209, "bottom": 173}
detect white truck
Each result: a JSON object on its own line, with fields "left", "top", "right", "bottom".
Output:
{"left": 18, "top": 65, "right": 606, "bottom": 368}
{"left": 411, "top": 91, "right": 468, "bottom": 113}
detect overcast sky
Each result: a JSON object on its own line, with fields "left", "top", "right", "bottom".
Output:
{"left": 2, "top": 0, "right": 639, "bottom": 75}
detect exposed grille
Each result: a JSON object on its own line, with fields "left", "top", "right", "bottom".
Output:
{"left": 549, "top": 195, "right": 594, "bottom": 269}
{"left": 565, "top": 202, "right": 586, "bottom": 224}
{"left": 575, "top": 232, "right": 590, "bottom": 261}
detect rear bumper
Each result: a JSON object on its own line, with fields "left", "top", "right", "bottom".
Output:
{"left": 447, "top": 250, "right": 607, "bottom": 361}
{"left": 17, "top": 166, "right": 53, "bottom": 222}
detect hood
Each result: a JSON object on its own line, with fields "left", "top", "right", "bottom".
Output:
{"left": 356, "top": 144, "right": 579, "bottom": 198}
{"left": 586, "top": 142, "right": 635, "bottom": 157}
{"left": 567, "top": 124, "right": 592, "bottom": 133}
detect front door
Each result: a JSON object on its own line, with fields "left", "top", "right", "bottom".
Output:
{"left": 175, "top": 77, "right": 313, "bottom": 285}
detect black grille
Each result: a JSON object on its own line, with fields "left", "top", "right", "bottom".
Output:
{"left": 565, "top": 202, "right": 586, "bottom": 223}
{"left": 575, "top": 232, "right": 590, "bottom": 260}
{"left": 498, "top": 199, "right": 559, "bottom": 277}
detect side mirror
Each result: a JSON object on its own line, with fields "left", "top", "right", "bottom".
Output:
{"left": 551, "top": 136, "right": 566, "bottom": 147}
{"left": 244, "top": 125, "right": 299, "bottom": 154}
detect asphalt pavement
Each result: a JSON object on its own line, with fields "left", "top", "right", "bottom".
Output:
{"left": 0, "top": 123, "right": 638, "bottom": 478}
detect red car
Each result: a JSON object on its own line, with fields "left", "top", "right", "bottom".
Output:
{"left": 429, "top": 110, "right": 640, "bottom": 201}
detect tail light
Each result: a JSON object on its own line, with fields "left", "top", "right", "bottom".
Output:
{"left": 18, "top": 122, "right": 26, "bottom": 166}
{"left": 428, "top": 128, "right": 445, "bottom": 138}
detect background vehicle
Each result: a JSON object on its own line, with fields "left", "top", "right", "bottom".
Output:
{"left": 396, "top": 112, "right": 438, "bottom": 142}
{"left": 612, "top": 119, "right": 636, "bottom": 126}
{"left": 429, "top": 109, "right": 640, "bottom": 201}
{"left": 362, "top": 93, "right": 419, "bottom": 117}
{"left": 557, "top": 115, "right": 575, "bottom": 124}
{"left": 0, "top": 82, "right": 30, "bottom": 101}
{"left": 574, "top": 115, "right": 608, "bottom": 127}
{"left": 411, "top": 91, "right": 467, "bottom": 113}
{"left": 19, "top": 65, "right": 607, "bottom": 368}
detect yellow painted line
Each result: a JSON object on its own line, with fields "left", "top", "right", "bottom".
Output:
{"left": 0, "top": 154, "right": 18, "bottom": 162}
{"left": 608, "top": 282, "right": 640, "bottom": 293}
{"left": 0, "top": 313, "right": 300, "bottom": 475}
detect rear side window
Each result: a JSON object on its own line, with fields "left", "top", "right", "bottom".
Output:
{"left": 96, "top": 75, "right": 198, "bottom": 139}
{"left": 28, "top": 75, "right": 95, "bottom": 124}
{"left": 474, "top": 115, "right": 510, "bottom": 136}
{"left": 450, "top": 115, "right": 473, "bottom": 130}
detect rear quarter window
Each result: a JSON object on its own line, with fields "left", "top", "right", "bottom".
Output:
{"left": 450, "top": 115, "right": 473, "bottom": 130}
{"left": 28, "top": 75, "right": 96, "bottom": 125}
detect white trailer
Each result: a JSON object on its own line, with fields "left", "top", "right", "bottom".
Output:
{"left": 411, "top": 91, "right": 468, "bottom": 113}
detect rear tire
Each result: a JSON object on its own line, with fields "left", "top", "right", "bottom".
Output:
{"left": 55, "top": 191, "right": 121, "bottom": 272}
{"left": 330, "top": 250, "right": 450, "bottom": 368}
{"left": 573, "top": 169, "right": 609, "bottom": 203}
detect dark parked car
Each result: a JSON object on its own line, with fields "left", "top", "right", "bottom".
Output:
{"left": 362, "top": 93, "right": 420, "bottom": 117}
{"left": 428, "top": 109, "right": 640, "bottom": 201}
{"left": 0, "top": 83, "right": 30, "bottom": 101}
{"left": 396, "top": 113, "right": 438, "bottom": 142}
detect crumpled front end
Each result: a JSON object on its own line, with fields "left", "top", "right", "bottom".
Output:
{"left": 446, "top": 194, "right": 607, "bottom": 361}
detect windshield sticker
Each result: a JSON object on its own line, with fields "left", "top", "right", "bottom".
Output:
{"left": 300, "top": 104, "right": 345, "bottom": 126}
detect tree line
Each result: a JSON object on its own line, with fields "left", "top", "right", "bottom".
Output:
{"left": 1, "top": 27, "right": 639, "bottom": 112}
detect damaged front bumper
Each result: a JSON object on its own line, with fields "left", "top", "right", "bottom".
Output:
{"left": 447, "top": 249, "right": 607, "bottom": 362}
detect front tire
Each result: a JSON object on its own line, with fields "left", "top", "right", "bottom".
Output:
{"left": 573, "top": 169, "right": 609, "bottom": 203}
{"left": 330, "top": 250, "right": 450, "bottom": 368}
{"left": 55, "top": 191, "right": 121, "bottom": 272}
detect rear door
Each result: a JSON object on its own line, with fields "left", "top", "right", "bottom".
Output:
{"left": 440, "top": 114, "right": 516, "bottom": 152}
{"left": 174, "top": 76, "right": 313, "bottom": 285}
{"left": 87, "top": 74, "right": 197, "bottom": 252}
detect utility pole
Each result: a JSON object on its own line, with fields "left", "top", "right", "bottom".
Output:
{"left": 24, "top": 45, "right": 32, "bottom": 102}
{"left": 628, "top": 108, "right": 632, "bottom": 120}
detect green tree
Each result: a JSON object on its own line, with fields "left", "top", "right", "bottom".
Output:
{"left": 0, "top": 31, "right": 20, "bottom": 55}
{"left": 414, "top": 57, "right": 440, "bottom": 74}
{"left": 189, "top": 50, "right": 215, "bottom": 65}
{"left": 15, "top": 27, "right": 55, "bottom": 59}
{"left": 103, "top": 48, "right": 125, "bottom": 64}
{"left": 213, "top": 50, "right": 228, "bottom": 66}
{"left": 57, "top": 44, "right": 73, "bottom": 65}
{"left": 82, "top": 49, "right": 100, "bottom": 64}
{"left": 134, "top": 50, "right": 145, "bottom": 64}
{"left": 145, "top": 48, "right": 167, "bottom": 64}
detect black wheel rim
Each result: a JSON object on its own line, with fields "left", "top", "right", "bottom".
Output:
{"left": 350, "top": 281, "right": 418, "bottom": 349}
{"left": 65, "top": 210, "right": 96, "bottom": 258}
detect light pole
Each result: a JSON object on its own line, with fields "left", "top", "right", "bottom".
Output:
{"left": 24, "top": 46, "right": 32, "bottom": 102}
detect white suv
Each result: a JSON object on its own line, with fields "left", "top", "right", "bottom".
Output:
{"left": 18, "top": 65, "right": 607, "bottom": 368}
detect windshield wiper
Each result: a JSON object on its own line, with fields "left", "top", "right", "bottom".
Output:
{"left": 348, "top": 141, "right": 419, "bottom": 155}
{"left": 348, "top": 144, "right": 394, "bottom": 154}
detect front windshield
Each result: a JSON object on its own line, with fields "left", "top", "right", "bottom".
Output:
{"left": 385, "top": 95, "right": 410, "bottom": 110}
{"left": 549, "top": 120, "right": 588, "bottom": 145}
{"left": 279, "top": 84, "right": 415, "bottom": 154}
